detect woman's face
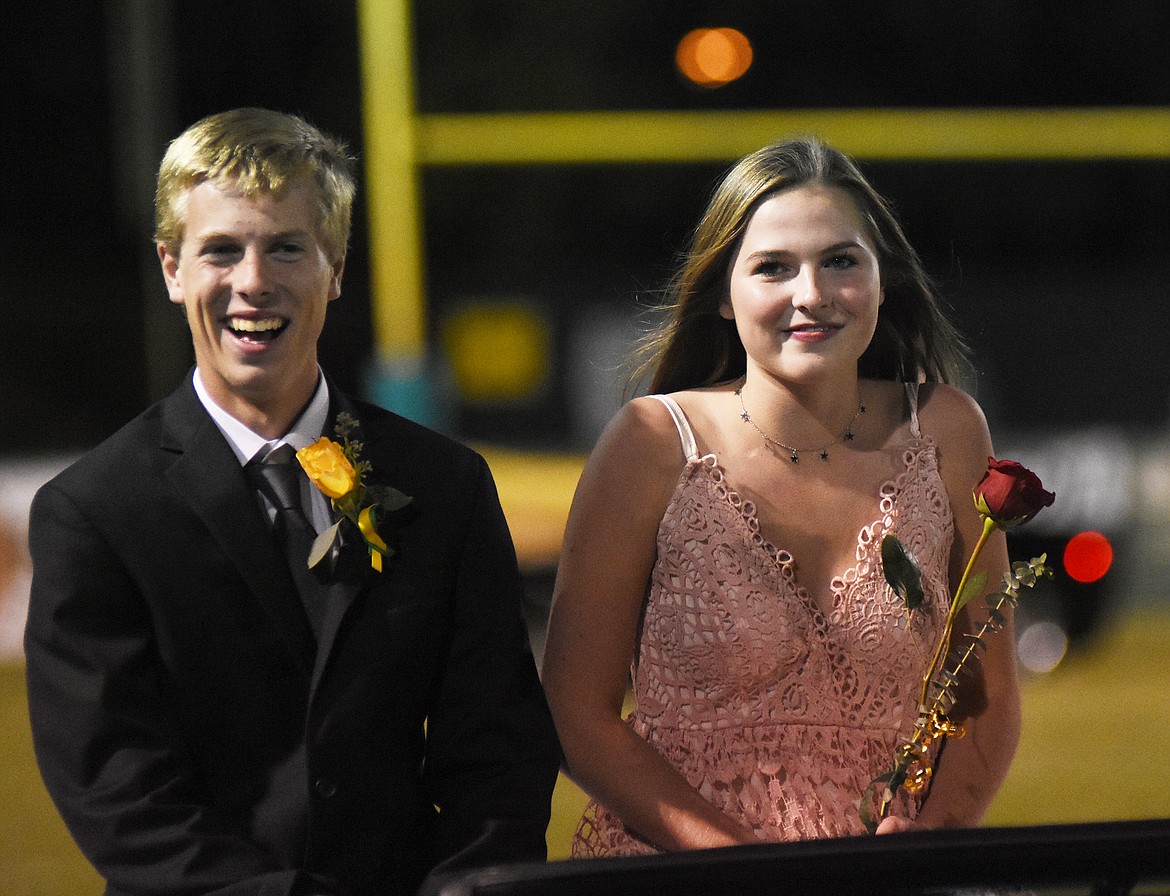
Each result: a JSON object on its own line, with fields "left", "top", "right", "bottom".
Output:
{"left": 721, "top": 183, "right": 882, "bottom": 386}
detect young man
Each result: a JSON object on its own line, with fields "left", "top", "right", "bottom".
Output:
{"left": 25, "top": 108, "right": 559, "bottom": 896}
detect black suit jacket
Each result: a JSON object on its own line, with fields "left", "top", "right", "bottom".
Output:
{"left": 25, "top": 374, "right": 560, "bottom": 896}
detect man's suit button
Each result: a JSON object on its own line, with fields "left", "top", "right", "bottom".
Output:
{"left": 313, "top": 777, "right": 338, "bottom": 798}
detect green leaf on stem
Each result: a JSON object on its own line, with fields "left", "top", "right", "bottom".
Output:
{"left": 953, "top": 570, "right": 989, "bottom": 614}
{"left": 366, "top": 485, "right": 413, "bottom": 512}
{"left": 987, "top": 607, "right": 1007, "bottom": 630}
{"left": 860, "top": 769, "right": 899, "bottom": 835}
{"left": 308, "top": 520, "right": 342, "bottom": 569}
{"left": 881, "top": 535, "right": 924, "bottom": 611}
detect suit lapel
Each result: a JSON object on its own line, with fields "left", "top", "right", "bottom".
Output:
{"left": 160, "top": 380, "right": 317, "bottom": 678}
{"left": 309, "top": 555, "right": 366, "bottom": 690}
{"left": 307, "top": 391, "right": 375, "bottom": 690}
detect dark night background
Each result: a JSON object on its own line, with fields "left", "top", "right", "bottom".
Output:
{"left": 1, "top": 8, "right": 1169, "bottom": 890}
{"left": 2, "top": 1, "right": 1168, "bottom": 454}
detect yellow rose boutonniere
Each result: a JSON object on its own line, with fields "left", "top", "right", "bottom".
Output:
{"left": 295, "top": 412, "right": 412, "bottom": 572}
{"left": 298, "top": 437, "right": 359, "bottom": 500}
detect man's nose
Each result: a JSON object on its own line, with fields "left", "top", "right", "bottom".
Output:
{"left": 233, "top": 249, "right": 273, "bottom": 299}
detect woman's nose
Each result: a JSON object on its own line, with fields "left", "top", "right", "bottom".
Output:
{"left": 792, "top": 265, "right": 826, "bottom": 309}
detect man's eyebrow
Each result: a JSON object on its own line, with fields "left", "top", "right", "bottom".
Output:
{"left": 268, "top": 228, "right": 314, "bottom": 241}
{"left": 192, "top": 227, "right": 314, "bottom": 243}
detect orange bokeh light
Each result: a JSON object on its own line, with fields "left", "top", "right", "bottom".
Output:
{"left": 676, "top": 27, "right": 753, "bottom": 88}
{"left": 1063, "top": 530, "right": 1113, "bottom": 584}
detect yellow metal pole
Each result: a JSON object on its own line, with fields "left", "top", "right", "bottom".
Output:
{"left": 417, "top": 107, "right": 1170, "bottom": 165}
{"left": 355, "top": 0, "right": 433, "bottom": 420}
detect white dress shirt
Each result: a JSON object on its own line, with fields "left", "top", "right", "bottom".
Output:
{"left": 192, "top": 368, "right": 335, "bottom": 534}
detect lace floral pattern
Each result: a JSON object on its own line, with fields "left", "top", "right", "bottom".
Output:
{"left": 573, "top": 439, "right": 952, "bottom": 856}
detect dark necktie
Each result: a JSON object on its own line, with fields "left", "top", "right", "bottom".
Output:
{"left": 246, "top": 444, "right": 326, "bottom": 639}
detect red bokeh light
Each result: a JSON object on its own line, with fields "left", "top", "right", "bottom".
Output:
{"left": 1063, "top": 530, "right": 1113, "bottom": 584}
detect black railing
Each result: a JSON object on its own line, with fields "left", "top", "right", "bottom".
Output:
{"left": 432, "top": 818, "right": 1170, "bottom": 896}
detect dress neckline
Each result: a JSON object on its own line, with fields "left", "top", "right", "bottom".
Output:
{"left": 678, "top": 438, "right": 935, "bottom": 623}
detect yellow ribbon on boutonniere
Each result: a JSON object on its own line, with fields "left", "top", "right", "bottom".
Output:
{"left": 358, "top": 505, "right": 389, "bottom": 573}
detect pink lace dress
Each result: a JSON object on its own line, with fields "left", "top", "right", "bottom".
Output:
{"left": 572, "top": 385, "right": 952, "bottom": 856}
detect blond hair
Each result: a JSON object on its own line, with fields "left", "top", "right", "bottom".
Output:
{"left": 154, "top": 107, "right": 356, "bottom": 261}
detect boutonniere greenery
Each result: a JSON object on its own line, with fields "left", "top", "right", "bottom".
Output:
{"left": 296, "top": 412, "right": 412, "bottom": 572}
{"left": 861, "top": 457, "right": 1056, "bottom": 833}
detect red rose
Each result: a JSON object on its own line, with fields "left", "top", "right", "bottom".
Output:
{"left": 973, "top": 457, "right": 1056, "bottom": 529}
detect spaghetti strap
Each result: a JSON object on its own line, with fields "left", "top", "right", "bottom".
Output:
{"left": 649, "top": 394, "right": 700, "bottom": 463}
{"left": 904, "top": 382, "right": 922, "bottom": 439}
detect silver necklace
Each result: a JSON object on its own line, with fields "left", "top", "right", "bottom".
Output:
{"left": 735, "top": 381, "right": 865, "bottom": 463}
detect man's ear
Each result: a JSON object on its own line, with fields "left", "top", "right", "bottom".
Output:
{"left": 158, "top": 243, "right": 184, "bottom": 305}
{"left": 327, "top": 253, "right": 346, "bottom": 302}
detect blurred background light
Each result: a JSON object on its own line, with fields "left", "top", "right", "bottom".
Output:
{"left": 1063, "top": 530, "right": 1114, "bottom": 584}
{"left": 1016, "top": 620, "right": 1070, "bottom": 675}
{"left": 675, "top": 27, "right": 753, "bottom": 88}
{"left": 441, "top": 300, "right": 550, "bottom": 403}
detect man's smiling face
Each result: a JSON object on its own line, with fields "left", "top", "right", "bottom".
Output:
{"left": 159, "top": 179, "right": 344, "bottom": 434}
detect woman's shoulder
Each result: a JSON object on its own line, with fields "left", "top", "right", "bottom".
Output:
{"left": 652, "top": 381, "right": 736, "bottom": 406}
{"left": 860, "top": 379, "right": 984, "bottom": 424}
{"left": 858, "top": 379, "right": 991, "bottom": 464}
{"left": 912, "top": 383, "right": 996, "bottom": 493}
{"left": 592, "top": 393, "right": 698, "bottom": 472}
{"left": 614, "top": 393, "right": 688, "bottom": 442}
{"left": 915, "top": 382, "right": 990, "bottom": 441}
{"left": 601, "top": 384, "right": 739, "bottom": 471}
{"left": 652, "top": 382, "right": 739, "bottom": 438}
{"left": 569, "top": 394, "right": 699, "bottom": 527}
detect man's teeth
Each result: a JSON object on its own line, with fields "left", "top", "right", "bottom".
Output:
{"left": 229, "top": 318, "right": 284, "bottom": 333}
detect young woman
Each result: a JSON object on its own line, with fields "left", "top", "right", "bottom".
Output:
{"left": 541, "top": 138, "right": 1021, "bottom": 854}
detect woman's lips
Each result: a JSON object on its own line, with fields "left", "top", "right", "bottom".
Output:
{"left": 784, "top": 323, "right": 840, "bottom": 342}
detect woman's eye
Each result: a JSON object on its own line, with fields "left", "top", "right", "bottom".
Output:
{"left": 826, "top": 254, "right": 857, "bottom": 269}
{"left": 753, "top": 260, "right": 787, "bottom": 276}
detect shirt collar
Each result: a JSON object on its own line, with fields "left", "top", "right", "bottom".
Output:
{"left": 193, "top": 368, "right": 332, "bottom": 466}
